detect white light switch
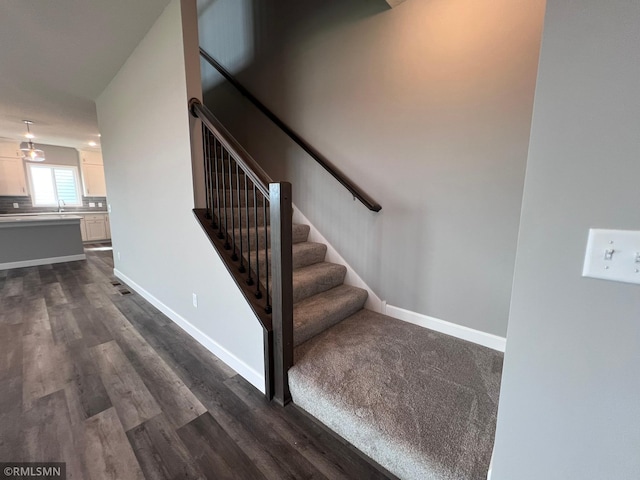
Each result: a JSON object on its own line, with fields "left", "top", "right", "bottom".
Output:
{"left": 583, "top": 229, "right": 640, "bottom": 285}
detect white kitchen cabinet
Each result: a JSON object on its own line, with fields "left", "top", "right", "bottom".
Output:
{"left": 0, "top": 156, "right": 28, "bottom": 196}
{"left": 0, "top": 142, "right": 21, "bottom": 159}
{"left": 82, "top": 164, "right": 107, "bottom": 196}
{"left": 79, "top": 216, "right": 88, "bottom": 241}
{"left": 105, "top": 214, "right": 111, "bottom": 239}
{"left": 0, "top": 142, "right": 27, "bottom": 196}
{"left": 81, "top": 213, "right": 110, "bottom": 242}
{"left": 80, "top": 150, "right": 103, "bottom": 166}
{"left": 79, "top": 150, "right": 107, "bottom": 197}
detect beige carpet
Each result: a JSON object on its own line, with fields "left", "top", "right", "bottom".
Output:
{"left": 289, "top": 309, "right": 503, "bottom": 480}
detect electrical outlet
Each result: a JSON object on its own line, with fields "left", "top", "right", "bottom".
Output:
{"left": 12, "top": 203, "right": 19, "bottom": 208}
{"left": 98, "top": 202, "right": 103, "bottom": 207}
{"left": 192, "top": 293, "right": 198, "bottom": 308}
{"left": 89, "top": 202, "right": 96, "bottom": 208}
{"left": 117, "top": 251, "right": 121, "bottom": 260}
{"left": 108, "top": 204, "right": 112, "bottom": 213}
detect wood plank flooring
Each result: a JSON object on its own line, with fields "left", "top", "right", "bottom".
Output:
{"left": 0, "top": 244, "right": 391, "bottom": 479}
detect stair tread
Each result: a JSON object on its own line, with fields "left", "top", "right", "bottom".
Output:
{"left": 293, "top": 284, "right": 367, "bottom": 347}
{"left": 292, "top": 262, "right": 346, "bottom": 304}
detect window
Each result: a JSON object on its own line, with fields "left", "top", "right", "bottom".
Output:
{"left": 28, "top": 164, "right": 82, "bottom": 207}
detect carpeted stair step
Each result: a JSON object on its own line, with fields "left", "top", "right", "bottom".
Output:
{"left": 292, "top": 262, "right": 346, "bottom": 303}
{"left": 213, "top": 188, "right": 264, "bottom": 207}
{"left": 232, "top": 223, "right": 310, "bottom": 250}
{"left": 213, "top": 170, "right": 268, "bottom": 193}
{"left": 289, "top": 310, "right": 503, "bottom": 480}
{"left": 291, "top": 242, "right": 326, "bottom": 269}
{"left": 293, "top": 284, "right": 368, "bottom": 347}
{"left": 248, "top": 242, "right": 327, "bottom": 278}
{"left": 223, "top": 206, "right": 269, "bottom": 228}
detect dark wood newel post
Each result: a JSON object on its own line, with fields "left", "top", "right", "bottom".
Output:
{"left": 269, "top": 182, "right": 293, "bottom": 406}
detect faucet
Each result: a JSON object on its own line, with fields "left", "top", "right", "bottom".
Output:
{"left": 57, "top": 199, "right": 65, "bottom": 212}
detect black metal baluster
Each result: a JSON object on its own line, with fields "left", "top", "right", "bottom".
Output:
{"left": 264, "top": 196, "right": 271, "bottom": 313}
{"left": 221, "top": 150, "right": 230, "bottom": 248}
{"left": 237, "top": 163, "right": 245, "bottom": 273}
{"left": 253, "top": 184, "right": 262, "bottom": 299}
{"left": 245, "top": 176, "right": 253, "bottom": 286}
{"left": 229, "top": 155, "right": 237, "bottom": 260}
{"left": 203, "top": 125, "right": 211, "bottom": 220}
{"left": 214, "top": 138, "right": 222, "bottom": 235}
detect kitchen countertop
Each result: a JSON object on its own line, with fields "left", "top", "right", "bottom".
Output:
{"left": 0, "top": 211, "right": 108, "bottom": 217}
{"left": 0, "top": 214, "right": 83, "bottom": 228}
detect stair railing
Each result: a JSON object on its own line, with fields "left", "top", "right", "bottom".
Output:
{"left": 199, "top": 47, "right": 382, "bottom": 213}
{"left": 189, "top": 98, "right": 293, "bottom": 405}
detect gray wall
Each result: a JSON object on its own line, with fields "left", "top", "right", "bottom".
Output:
{"left": 198, "top": 0, "right": 546, "bottom": 336}
{"left": 491, "top": 1, "right": 640, "bottom": 478}
{"left": 96, "top": 0, "right": 265, "bottom": 390}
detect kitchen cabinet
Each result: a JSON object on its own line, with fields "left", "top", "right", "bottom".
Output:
{"left": 80, "top": 213, "right": 110, "bottom": 242}
{"left": 79, "top": 150, "right": 107, "bottom": 197}
{"left": 79, "top": 216, "right": 87, "bottom": 241}
{"left": 80, "top": 151, "right": 103, "bottom": 166}
{"left": 82, "top": 164, "right": 107, "bottom": 196}
{"left": 105, "top": 214, "right": 111, "bottom": 239}
{"left": 0, "top": 142, "right": 21, "bottom": 158}
{"left": 0, "top": 143, "right": 27, "bottom": 197}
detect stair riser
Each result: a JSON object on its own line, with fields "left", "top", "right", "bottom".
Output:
{"left": 219, "top": 207, "right": 269, "bottom": 229}
{"left": 234, "top": 228, "right": 271, "bottom": 251}
{"left": 211, "top": 189, "right": 263, "bottom": 207}
{"left": 232, "top": 224, "right": 310, "bottom": 250}
{"left": 245, "top": 243, "right": 327, "bottom": 280}
{"left": 293, "top": 286, "right": 368, "bottom": 347}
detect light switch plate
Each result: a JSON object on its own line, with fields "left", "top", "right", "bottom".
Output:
{"left": 583, "top": 229, "right": 640, "bottom": 285}
{"left": 89, "top": 202, "right": 96, "bottom": 207}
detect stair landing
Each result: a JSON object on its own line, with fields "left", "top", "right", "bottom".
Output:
{"left": 289, "top": 309, "right": 502, "bottom": 480}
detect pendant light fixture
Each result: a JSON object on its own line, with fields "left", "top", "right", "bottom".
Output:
{"left": 20, "top": 120, "right": 45, "bottom": 162}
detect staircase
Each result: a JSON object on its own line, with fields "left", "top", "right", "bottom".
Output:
{"left": 235, "top": 216, "right": 370, "bottom": 347}
{"left": 190, "top": 99, "right": 501, "bottom": 480}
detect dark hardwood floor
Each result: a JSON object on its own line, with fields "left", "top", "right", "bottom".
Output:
{"left": 0, "top": 245, "right": 392, "bottom": 480}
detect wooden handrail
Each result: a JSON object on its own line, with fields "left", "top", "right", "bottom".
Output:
{"left": 190, "top": 98, "right": 272, "bottom": 198}
{"left": 199, "top": 47, "right": 382, "bottom": 213}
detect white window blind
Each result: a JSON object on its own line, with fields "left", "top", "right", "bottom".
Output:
{"left": 29, "top": 164, "right": 82, "bottom": 206}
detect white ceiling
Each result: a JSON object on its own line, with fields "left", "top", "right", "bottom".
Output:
{"left": 0, "top": 0, "right": 171, "bottom": 150}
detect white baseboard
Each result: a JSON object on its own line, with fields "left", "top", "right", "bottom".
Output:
{"left": 292, "top": 206, "right": 384, "bottom": 313}
{"left": 385, "top": 304, "right": 506, "bottom": 352}
{"left": 487, "top": 451, "right": 494, "bottom": 480}
{"left": 113, "top": 268, "right": 266, "bottom": 393}
{"left": 0, "top": 253, "right": 86, "bottom": 271}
